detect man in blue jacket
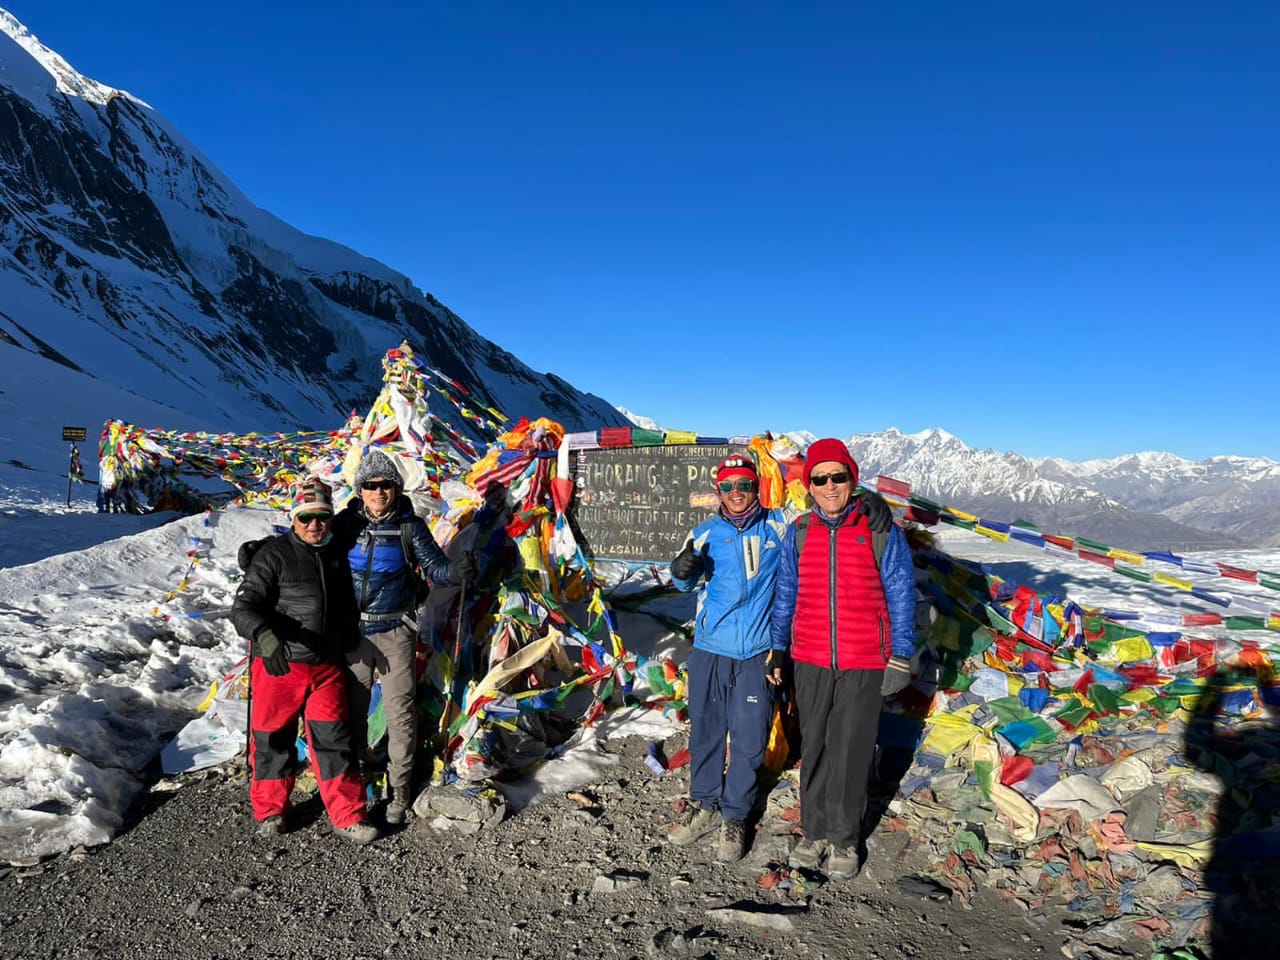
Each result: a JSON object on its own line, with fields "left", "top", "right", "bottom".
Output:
{"left": 333, "top": 449, "right": 475, "bottom": 825}
{"left": 667, "top": 455, "right": 789, "bottom": 861}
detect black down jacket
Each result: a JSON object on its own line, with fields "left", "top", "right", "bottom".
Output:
{"left": 231, "top": 532, "right": 359, "bottom": 664}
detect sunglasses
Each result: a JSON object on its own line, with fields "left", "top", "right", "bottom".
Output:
{"left": 361, "top": 480, "right": 397, "bottom": 491}
{"left": 296, "top": 512, "right": 332, "bottom": 525}
{"left": 717, "top": 479, "right": 758, "bottom": 494}
{"left": 810, "top": 472, "right": 851, "bottom": 487}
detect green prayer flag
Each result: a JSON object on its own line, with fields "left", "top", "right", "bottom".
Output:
{"left": 1225, "top": 616, "right": 1266, "bottom": 630}
{"left": 987, "top": 607, "right": 1017, "bottom": 636}
{"left": 1053, "top": 700, "right": 1095, "bottom": 729}
{"left": 938, "top": 666, "right": 972, "bottom": 691}
{"left": 954, "top": 828, "right": 987, "bottom": 861}
{"left": 1115, "top": 564, "right": 1153, "bottom": 582}
{"left": 1088, "top": 683, "right": 1123, "bottom": 715}
{"left": 973, "top": 760, "right": 995, "bottom": 798}
{"left": 959, "top": 626, "right": 995, "bottom": 657}
{"left": 987, "top": 696, "right": 1036, "bottom": 724}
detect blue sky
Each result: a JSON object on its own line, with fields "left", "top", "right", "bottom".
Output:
{"left": 12, "top": 1, "right": 1279, "bottom": 460}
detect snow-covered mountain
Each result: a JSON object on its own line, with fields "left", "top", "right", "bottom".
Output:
{"left": 1035, "top": 451, "right": 1280, "bottom": 547}
{"left": 845, "top": 428, "right": 1273, "bottom": 550}
{"left": 616, "top": 407, "right": 663, "bottom": 432}
{"left": 0, "top": 10, "right": 627, "bottom": 488}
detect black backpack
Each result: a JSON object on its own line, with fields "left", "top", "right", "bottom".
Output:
{"left": 398, "top": 521, "right": 432, "bottom": 605}
{"left": 237, "top": 537, "right": 270, "bottom": 572}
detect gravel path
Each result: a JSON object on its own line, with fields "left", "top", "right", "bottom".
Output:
{"left": 0, "top": 736, "right": 1068, "bottom": 960}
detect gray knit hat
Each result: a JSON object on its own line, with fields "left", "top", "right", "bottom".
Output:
{"left": 354, "top": 449, "right": 403, "bottom": 490}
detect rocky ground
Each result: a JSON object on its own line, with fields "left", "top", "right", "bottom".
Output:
{"left": 0, "top": 734, "right": 1073, "bottom": 960}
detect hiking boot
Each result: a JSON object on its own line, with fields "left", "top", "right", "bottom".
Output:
{"left": 787, "top": 837, "right": 830, "bottom": 870}
{"left": 668, "top": 805, "right": 721, "bottom": 846}
{"left": 333, "top": 820, "right": 380, "bottom": 846}
{"left": 384, "top": 795, "right": 410, "bottom": 826}
{"left": 257, "top": 814, "right": 285, "bottom": 838}
{"left": 827, "top": 845, "right": 862, "bottom": 881}
{"left": 716, "top": 819, "right": 747, "bottom": 862}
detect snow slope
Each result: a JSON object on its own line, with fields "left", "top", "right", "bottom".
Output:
{"left": 1, "top": 487, "right": 1275, "bottom": 862}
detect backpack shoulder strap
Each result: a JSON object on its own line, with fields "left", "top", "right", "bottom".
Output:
{"left": 399, "top": 521, "right": 415, "bottom": 570}
{"left": 794, "top": 514, "right": 811, "bottom": 557}
{"left": 794, "top": 512, "right": 886, "bottom": 570}
{"left": 871, "top": 528, "right": 887, "bottom": 571}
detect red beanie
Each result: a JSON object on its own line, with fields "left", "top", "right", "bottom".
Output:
{"left": 715, "top": 455, "right": 757, "bottom": 484}
{"left": 802, "top": 438, "right": 859, "bottom": 487}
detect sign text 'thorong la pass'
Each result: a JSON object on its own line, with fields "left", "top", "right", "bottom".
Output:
{"left": 568, "top": 443, "right": 749, "bottom": 562}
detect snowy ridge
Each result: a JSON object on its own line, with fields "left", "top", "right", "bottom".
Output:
{"left": 0, "top": 8, "right": 628, "bottom": 499}
{"left": 0, "top": 11, "right": 136, "bottom": 109}
{"left": 616, "top": 407, "right": 663, "bottom": 432}
{"left": 844, "top": 428, "right": 1276, "bottom": 549}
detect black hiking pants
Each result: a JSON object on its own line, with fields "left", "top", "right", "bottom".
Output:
{"left": 794, "top": 662, "right": 883, "bottom": 849}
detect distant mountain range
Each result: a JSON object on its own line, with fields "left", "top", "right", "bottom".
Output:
{"left": 0, "top": 9, "right": 628, "bottom": 446}
{"left": 841, "top": 428, "right": 1279, "bottom": 550}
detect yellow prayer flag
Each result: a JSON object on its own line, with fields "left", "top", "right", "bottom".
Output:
{"left": 1121, "top": 688, "right": 1156, "bottom": 704}
{"left": 1107, "top": 548, "right": 1145, "bottom": 565}
{"left": 1135, "top": 839, "right": 1213, "bottom": 870}
{"left": 1113, "top": 636, "right": 1155, "bottom": 663}
{"left": 974, "top": 525, "right": 1010, "bottom": 543}
{"left": 922, "top": 709, "right": 984, "bottom": 756}
{"left": 664, "top": 431, "right": 697, "bottom": 444}
{"left": 518, "top": 536, "right": 545, "bottom": 573}
{"left": 944, "top": 506, "right": 977, "bottom": 522}
{"left": 1154, "top": 572, "right": 1193, "bottom": 591}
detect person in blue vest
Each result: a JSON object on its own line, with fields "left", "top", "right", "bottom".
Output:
{"left": 665, "top": 455, "right": 789, "bottom": 861}
{"left": 332, "top": 449, "right": 476, "bottom": 825}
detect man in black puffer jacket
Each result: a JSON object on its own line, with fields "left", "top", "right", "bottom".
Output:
{"left": 332, "top": 449, "right": 476, "bottom": 825}
{"left": 232, "top": 478, "right": 377, "bottom": 845}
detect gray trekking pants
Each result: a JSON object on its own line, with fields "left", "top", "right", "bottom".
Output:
{"left": 346, "top": 623, "right": 418, "bottom": 792}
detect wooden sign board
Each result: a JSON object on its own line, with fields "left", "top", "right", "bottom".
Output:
{"left": 568, "top": 443, "right": 750, "bottom": 562}
{"left": 61, "top": 426, "right": 87, "bottom": 442}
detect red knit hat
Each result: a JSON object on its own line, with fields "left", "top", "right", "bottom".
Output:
{"left": 714, "top": 455, "right": 757, "bottom": 484}
{"left": 802, "top": 438, "right": 859, "bottom": 487}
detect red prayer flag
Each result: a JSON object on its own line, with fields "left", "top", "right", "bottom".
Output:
{"left": 599, "top": 427, "right": 632, "bottom": 448}
{"left": 1181, "top": 613, "right": 1223, "bottom": 627}
{"left": 1078, "top": 549, "right": 1116, "bottom": 568}
{"left": 1000, "top": 755, "right": 1035, "bottom": 787}
{"left": 876, "top": 475, "right": 911, "bottom": 497}
{"left": 1218, "top": 564, "right": 1258, "bottom": 583}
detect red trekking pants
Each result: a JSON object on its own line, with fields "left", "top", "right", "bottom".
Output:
{"left": 249, "top": 658, "right": 366, "bottom": 829}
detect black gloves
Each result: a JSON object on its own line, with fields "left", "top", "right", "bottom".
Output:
{"left": 257, "top": 629, "right": 291, "bottom": 677}
{"left": 858, "top": 491, "right": 894, "bottom": 534}
{"left": 450, "top": 553, "right": 477, "bottom": 585}
{"left": 881, "top": 655, "right": 912, "bottom": 696}
{"left": 765, "top": 648, "right": 789, "bottom": 687}
{"left": 670, "top": 543, "right": 704, "bottom": 581}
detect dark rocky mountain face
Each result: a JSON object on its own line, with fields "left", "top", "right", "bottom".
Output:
{"left": 0, "top": 20, "right": 627, "bottom": 436}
